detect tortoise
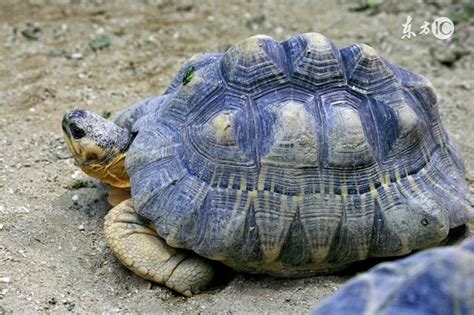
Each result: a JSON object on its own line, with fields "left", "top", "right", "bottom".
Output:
{"left": 313, "top": 237, "right": 474, "bottom": 315}
{"left": 61, "top": 33, "right": 473, "bottom": 296}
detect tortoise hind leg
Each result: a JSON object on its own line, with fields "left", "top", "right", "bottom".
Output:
{"left": 104, "top": 199, "right": 214, "bottom": 296}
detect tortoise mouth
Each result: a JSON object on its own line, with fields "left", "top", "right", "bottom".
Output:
{"left": 63, "top": 134, "right": 110, "bottom": 166}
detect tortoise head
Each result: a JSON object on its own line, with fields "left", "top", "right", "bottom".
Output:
{"left": 62, "top": 109, "right": 132, "bottom": 188}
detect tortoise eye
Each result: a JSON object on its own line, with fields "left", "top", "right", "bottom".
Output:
{"left": 70, "top": 124, "right": 85, "bottom": 139}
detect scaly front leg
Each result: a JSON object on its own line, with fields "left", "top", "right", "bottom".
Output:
{"left": 103, "top": 199, "right": 214, "bottom": 296}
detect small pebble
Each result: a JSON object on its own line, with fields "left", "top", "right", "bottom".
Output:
{"left": 71, "top": 52, "right": 83, "bottom": 59}
{"left": 71, "top": 170, "right": 84, "bottom": 180}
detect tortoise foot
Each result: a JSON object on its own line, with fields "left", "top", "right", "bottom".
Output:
{"left": 103, "top": 199, "right": 214, "bottom": 296}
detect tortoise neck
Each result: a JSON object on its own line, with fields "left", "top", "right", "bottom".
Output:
{"left": 80, "top": 152, "right": 130, "bottom": 188}
{"left": 100, "top": 127, "right": 132, "bottom": 188}
{"left": 102, "top": 152, "right": 130, "bottom": 188}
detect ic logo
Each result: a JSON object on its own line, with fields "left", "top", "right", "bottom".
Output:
{"left": 431, "top": 17, "right": 454, "bottom": 40}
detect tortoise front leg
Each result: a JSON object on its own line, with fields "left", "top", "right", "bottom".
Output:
{"left": 106, "top": 186, "right": 131, "bottom": 206}
{"left": 104, "top": 199, "right": 214, "bottom": 296}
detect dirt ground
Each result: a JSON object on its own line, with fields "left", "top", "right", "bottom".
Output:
{"left": 0, "top": 0, "right": 473, "bottom": 313}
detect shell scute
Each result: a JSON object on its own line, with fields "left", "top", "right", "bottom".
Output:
{"left": 341, "top": 44, "right": 398, "bottom": 94}
{"left": 159, "top": 64, "right": 225, "bottom": 128}
{"left": 221, "top": 35, "right": 288, "bottom": 93}
{"left": 283, "top": 32, "right": 345, "bottom": 89}
{"left": 319, "top": 90, "right": 376, "bottom": 168}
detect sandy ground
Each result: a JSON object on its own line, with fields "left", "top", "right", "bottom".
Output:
{"left": 0, "top": 0, "right": 473, "bottom": 313}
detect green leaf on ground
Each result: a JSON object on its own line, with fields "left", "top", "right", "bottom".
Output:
{"left": 21, "top": 23, "right": 41, "bottom": 40}
{"left": 89, "top": 35, "right": 111, "bottom": 51}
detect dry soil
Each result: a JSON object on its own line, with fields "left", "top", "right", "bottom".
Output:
{"left": 0, "top": 0, "right": 473, "bottom": 314}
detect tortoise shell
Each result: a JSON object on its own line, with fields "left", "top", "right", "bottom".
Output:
{"left": 120, "top": 33, "right": 472, "bottom": 275}
{"left": 313, "top": 238, "right": 474, "bottom": 314}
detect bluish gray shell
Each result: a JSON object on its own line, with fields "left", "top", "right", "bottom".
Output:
{"left": 313, "top": 238, "right": 474, "bottom": 315}
{"left": 123, "top": 33, "right": 473, "bottom": 274}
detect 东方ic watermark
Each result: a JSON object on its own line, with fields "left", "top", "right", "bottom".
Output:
{"left": 401, "top": 16, "right": 454, "bottom": 40}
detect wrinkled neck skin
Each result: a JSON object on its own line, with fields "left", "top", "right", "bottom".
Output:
{"left": 79, "top": 149, "right": 130, "bottom": 188}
